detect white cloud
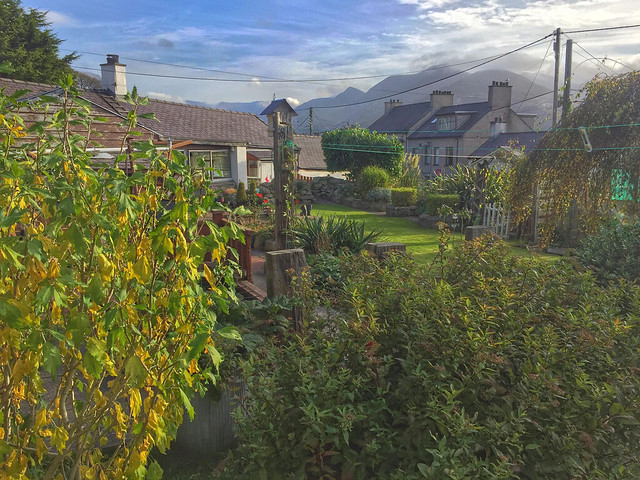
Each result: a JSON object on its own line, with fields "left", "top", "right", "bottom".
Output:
{"left": 45, "top": 10, "right": 75, "bottom": 26}
{"left": 397, "top": 0, "right": 460, "bottom": 9}
{"left": 147, "top": 92, "right": 185, "bottom": 103}
{"left": 285, "top": 97, "right": 301, "bottom": 107}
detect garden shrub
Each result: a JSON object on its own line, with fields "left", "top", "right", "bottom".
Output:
{"left": 578, "top": 218, "right": 640, "bottom": 282}
{"left": 420, "top": 193, "right": 459, "bottom": 215}
{"left": 247, "top": 179, "right": 258, "bottom": 199}
{"left": 357, "top": 165, "right": 390, "bottom": 198}
{"left": 390, "top": 187, "right": 417, "bottom": 206}
{"left": 235, "top": 181, "right": 247, "bottom": 206}
{"left": 292, "top": 216, "right": 381, "bottom": 255}
{"left": 307, "top": 253, "right": 345, "bottom": 292}
{"left": 363, "top": 187, "right": 391, "bottom": 204}
{"left": 395, "top": 152, "right": 422, "bottom": 188}
{"left": 0, "top": 81, "right": 238, "bottom": 478}
{"left": 224, "top": 238, "right": 640, "bottom": 479}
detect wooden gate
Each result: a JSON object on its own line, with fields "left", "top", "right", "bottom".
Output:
{"left": 483, "top": 203, "right": 511, "bottom": 238}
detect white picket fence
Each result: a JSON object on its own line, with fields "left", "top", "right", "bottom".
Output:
{"left": 483, "top": 202, "right": 511, "bottom": 238}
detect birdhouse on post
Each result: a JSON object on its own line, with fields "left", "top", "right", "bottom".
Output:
{"left": 261, "top": 99, "right": 299, "bottom": 250}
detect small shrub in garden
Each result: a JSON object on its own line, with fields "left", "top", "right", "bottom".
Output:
{"left": 292, "top": 216, "right": 381, "bottom": 254}
{"left": 364, "top": 187, "right": 391, "bottom": 203}
{"left": 357, "top": 165, "right": 390, "bottom": 198}
{"left": 308, "top": 253, "right": 345, "bottom": 292}
{"left": 420, "top": 192, "right": 459, "bottom": 215}
{"left": 578, "top": 218, "right": 640, "bottom": 282}
{"left": 224, "top": 238, "right": 640, "bottom": 479}
{"left": 395, "top": 152, "right": 422, "bottom": 188}
{"left": 390, "top": 187, "right": 417, "bottom": 206}
{"left": 235, "top": 181, "right": 247, "bottom": 205}
{"left": 247, "top": 179, "right": 258, "bottom": 205}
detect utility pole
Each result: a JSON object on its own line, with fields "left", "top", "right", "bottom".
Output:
{"left": 562, "top": 39, "right": 573, "bottom": 122}
{"left": 309, "top": 107, "right": 313, "bottom": 135}
{"left": 552, "top": 27, "right": 562, "bottom": 128}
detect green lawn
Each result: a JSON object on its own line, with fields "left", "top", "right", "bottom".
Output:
{"left": 311, "top": 202, "right": 554, "bottom": 264}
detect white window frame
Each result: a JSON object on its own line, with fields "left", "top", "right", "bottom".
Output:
{"left": 188, "top": 149, "right": 231, "bottom": 180}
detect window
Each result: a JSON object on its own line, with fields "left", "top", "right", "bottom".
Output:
{"left": 247, "top": 156, "right": 259, "bottom": 178}
{"left": 446, "top": 147, "right": 454, "bottom": 166}
{"left": 437, "top": 116, "right": 455, "bottom": 131}
{"left": 188, "top": 150, "right": 231, "bottom": 179}
{"left": 432, "top": 147, "right": 440, "bottom": 166}
{"left": 423, "top": 146, "right": 431, "bottom": 165}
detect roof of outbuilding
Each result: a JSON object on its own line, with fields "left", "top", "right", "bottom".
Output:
{"left": 369, "top": 101, "right": 432, "bottom": 134}
{"left": 294, "top": 134, "right": 325, "bottom": 170}
{"left": 470, "top": 131, "right": 547, "bottom": 157}
{"left": 410, "top": 101, "right": 492, "bottom": 139}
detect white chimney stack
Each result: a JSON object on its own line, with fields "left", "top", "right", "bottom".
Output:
{"left": 100, "top": 54, "right": 127, "bottom": 97}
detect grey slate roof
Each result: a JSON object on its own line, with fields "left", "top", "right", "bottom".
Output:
{"left": 471, "top": 131, "right": 547, "bottom": 157}
{"left": 369, "top": 101, "right": 432, "bottom": 133}
{"left": 294, "top": 135, "right": 325, "bottom": 170}
{"left": 409, "top": 102, "right": 492, "bottom": 139}
{"left": 260, "top": 98, "right": 298, "bottom": 116}
{"left": 0, "top": 76, "right": 272, "bottom": 149}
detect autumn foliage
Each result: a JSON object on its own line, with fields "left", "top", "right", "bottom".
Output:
{"left": 0, "top": 78, "right": 239, "bottom": 479}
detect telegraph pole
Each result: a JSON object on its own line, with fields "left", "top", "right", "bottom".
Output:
{"left": 552, "top": 27, "right": 561, "bottom": 127}
{"left": 562, "top": 39, "right": 573, "bottom": 122}
{"left": 309, "top": 107, "right": 313, "bottom": 135}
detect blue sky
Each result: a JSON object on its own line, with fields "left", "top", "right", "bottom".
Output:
{"left": 25, "top": 0, "right": 640, "bottom": 105}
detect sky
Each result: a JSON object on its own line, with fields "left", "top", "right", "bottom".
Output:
{"left": 24, "top": 0, "right": 640, "bottom": 106}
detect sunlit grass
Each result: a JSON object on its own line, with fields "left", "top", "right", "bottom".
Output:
{"left": 311, "top": 202, "right": 556, "bottom": 264}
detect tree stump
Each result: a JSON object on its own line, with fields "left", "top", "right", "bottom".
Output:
{"left": 265, "top": 249, "right": 307, "bottom": 298}
{"left": 365, "top": 242, "right": 406, "bottom": 259}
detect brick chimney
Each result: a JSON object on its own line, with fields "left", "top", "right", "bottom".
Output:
{"left": 488, "top": 81, "right": 512, "bottom": 109}
{"left": 384, "top": 99, "right": 402, "bottom": 114}
{"left": 430, "top": 90, "right": 454, "bottom": 111}
{"left": 100, "top": 54, "right": 127, "bottom": 97}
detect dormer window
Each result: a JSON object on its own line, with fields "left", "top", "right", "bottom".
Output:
{"left": 437, "top": 116, "right": 455, "bottom": 132}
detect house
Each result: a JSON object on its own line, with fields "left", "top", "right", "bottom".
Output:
{"left": 469, "top": 130, "right": 546, "bottom": 169}
{"left": 407, "top": 81, "right": 537, "bottom": 178}
{"left": 368, "top": 91, "right": 454, "bottom": 149}
{"left": 0, "top": 54, "right": 273, "bottom": 187}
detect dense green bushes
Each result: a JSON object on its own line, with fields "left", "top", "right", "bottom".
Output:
{"left": 357, "top": 165, "right": 390, "bottom": 198}
{"left": 291, "top": 215, "right": 381, "bottom": 254}
{"left": 420, "top": 193, "right": 460, "bottom": 215}
{"left": 321, "top": 127, "right": 403, "bottom": 178}
{"left": 578, "top": 218, "right": 640, "bottom": 282}
{"left": 223, "top": 238, "right": 640, "bottom": 479}
{"left": 390, "top": 187, "right": 417, "bottom": 206}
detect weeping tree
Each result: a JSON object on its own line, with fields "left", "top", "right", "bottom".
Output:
{"left": 506, "top": 71, "right": 640, "bottom": 245}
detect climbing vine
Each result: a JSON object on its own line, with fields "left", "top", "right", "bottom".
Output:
{"left": 506, "top": 71, "right": 640, "bottom": 244}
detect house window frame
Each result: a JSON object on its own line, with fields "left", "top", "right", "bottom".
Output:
{"left": 437, "top": 116, "right": 455, "bottom": 132}
{"left": 433, "top": 146, "right": 440, "bottom": 166}
{"left": 445, "top": 146, "right": 454, "bottom": 166}
{"left": 187, "top": 149, "right": 231, "bottom": 180}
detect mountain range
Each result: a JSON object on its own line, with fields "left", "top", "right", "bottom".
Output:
{"left": 190, "top": 67, "right": 556, "bottom": 133}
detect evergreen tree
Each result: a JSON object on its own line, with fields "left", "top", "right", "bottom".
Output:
{"left": 0, "top": 0, "right": 77, "bottom": 83}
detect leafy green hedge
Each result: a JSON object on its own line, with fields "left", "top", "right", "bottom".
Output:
{"left": 421, "top": 193, "right": 459, "bottom": 215}
{"left": 357, "top": 165, "right": 390, "bottom": 198}
{"left": 578, "top": 218, "right": 640, "bottom": 282}
{"left": 223, "top": 238, "right": 640, "bottom": 479}
{"left": 390, "top": 187, "right": 417, "bottom": 207}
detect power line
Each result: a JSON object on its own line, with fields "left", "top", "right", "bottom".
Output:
{"left": 71, "top": 33, "right": 551, "bottom": 90}
{"left": 563, "top": 24, "right": 640, "bottom": 35}
{"left": 518, "top": 39, "right": 554, "bottom": 113}
{"left": 67, "top": 49, "right": 527, "bottom": 84}
{"left": 305, "top": 34, "right": 554, "bottom": 110}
